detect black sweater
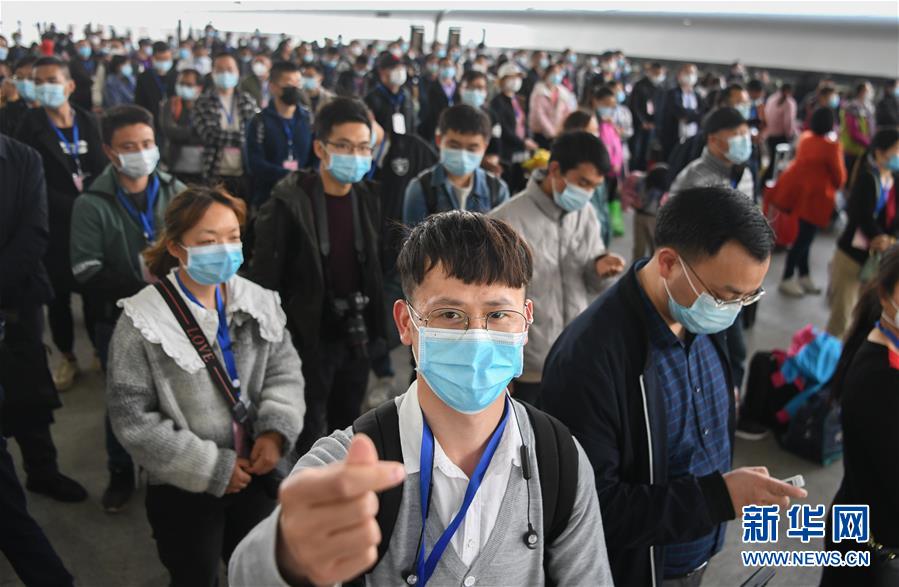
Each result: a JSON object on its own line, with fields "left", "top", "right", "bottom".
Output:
{"left": 837, "top": 163, "right": 899, "bottom": 265}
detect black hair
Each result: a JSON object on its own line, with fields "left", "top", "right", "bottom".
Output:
{"left": 649, "top": 62, "right": 662, "bottom": 70}
{"left": 313, "top": 97, "right": 372, "bottom": 142}
{"left": 109, "top": 55, "right": 129, "bottom": 75}
{"left": 12, "top": 55, "right": 37, "bottom": 74}
{"left": 703, "top": 107, "right": 747, "bottom": 135}
{"left": 437, "top": 104, "right": 491, "bottom": 140}
{"left": 655, "top": 186, "right": 774, "bottom": 262}
{"left": 561, "top": 109, "right": 594, "bottom": 132}
{"left": 177, "top": 68, "right": 201, "bottom": 84}
{"left": 593, "top": 86, "right": 615, "bottom": 101}
{"left": 747, "top": 79, "right": 764, "bottom": 93}
{"left": 354, "top": 55, "right": 369, "bottom": 67}
{"left": 397, "top": 211, "right": 533, "bottom": 299}
{"left": 809, "top": 107, "right": 835, "bottom": 136}
{"left": 212, "top": 52, "right": 237, "bottom": 67}
{"left": 270, "top": 60, "right": 299, "bottom": 84}
{"left": 832, "top": 245, "right": 899, "bottom": 401}
{"left": 33, "top": 56, "right": 70, "bottom": 80}
{"left": 849, "top": 128, "right": 899, "bottom": 190}
{"left": 301, "top": 62, "right": 323, "bottom": 75}
{"left": 461, "top": 69, "right": 487, "bottom": 85}
{"left": 549, "top": 130, "right": 611, "bottom": 175}
{"left": 101, "top": 104, "right": 154, "bottom": 145}
{"left": 726, "top": 83, "right": 745, "bottom": 99}
{"left": 151, "top": 41, "right": 170, "bottom": 56}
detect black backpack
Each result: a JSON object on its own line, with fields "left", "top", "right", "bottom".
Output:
{"left": 417, "top": 167, "right": 504, "bottom": 215}
{"left": 351, "top": 399, "right": 579, "bottom": 585}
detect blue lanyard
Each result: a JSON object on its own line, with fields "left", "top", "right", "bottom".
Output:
{"left": 415, "top": 399, "right": 510, "bottom": 586}
{"left": 875, "top": 175, "right": 891, "bottom": 218}
{"left": 366, "top": 137, "right": 386, "bottom": 180}
{"left": 378, "top": 82, "right": 405, "bottom": 111}
{"left": 877, "top": 321, "right": 899, "bottom": 350}
{"left": 46, "top": 112, "right": 82, "bottom": 176}
{"left": 115, "top": 174, "right": 160, "bottom": 242}
{"left": 281, "top": 117, "right": 294, "bottom": 153}
{"left": 219, "top": 95, "right": 236, "bottom": 126}
{"left": 175, "top": 272, "right": 240, "bottom": 392}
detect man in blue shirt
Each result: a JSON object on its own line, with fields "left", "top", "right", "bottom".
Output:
{"left": 403, "top": 104, "right": 509, "bottom": 226}
{"left": 542, "top": 186, "right": 808, "bottom": 586}
{"left": 246, "top": 61, "right": 313, "bottom": 208}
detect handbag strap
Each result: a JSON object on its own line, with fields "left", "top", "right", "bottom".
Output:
{"left": 153, "top": 277, "right": 252, "bottom": 430}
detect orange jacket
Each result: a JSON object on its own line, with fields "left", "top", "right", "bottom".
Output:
{"left": 771, "top": 131, "right": 847, "bottom": 227}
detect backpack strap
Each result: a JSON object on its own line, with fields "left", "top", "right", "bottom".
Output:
{"left": 419, "top": 168, "right": 439, "bottom": 215}
{"left": 521, "top": 402, "right": 580, "bottom": 565}
{"left": 484, "top": 172, "right": 503, "bottom": 208}
{"left": 351, "top": 401, "right": 404, "bottom": 574}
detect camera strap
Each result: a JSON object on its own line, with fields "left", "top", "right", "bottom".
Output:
{"left": 310, "top": 177, "right": 367, "bottom": 298}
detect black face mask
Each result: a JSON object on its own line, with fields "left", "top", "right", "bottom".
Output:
{"left": 280, "top": 86, "right": 301, "bottom": 105}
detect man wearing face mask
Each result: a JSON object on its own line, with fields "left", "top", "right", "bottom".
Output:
{"left": 404, "top": 104, "right": 509, "bottom": 226}
{"left": 459, "top": 69, "right": 502, "bottom": 174}
{"left": 246, "top": 61, "right": 313, "bottom": 208}
{"left": 628, "top": 62, "right": 666, "bottom": 171}
{"left": 239, "top": 55, "right": 272, "bottom": 109}
{"left": 491, "top": 131, "right": 625, "bottom": 405}
{"left": 418, "top": 57, "right": 459, "bottom": 143}
{"left": 336, "top": 54, "right": 372, "bottom": 98}
{"left": 520, "top": 50, "right": 549, "bottom": 106}
{"left": 490, "top": 62, "right": 538, "bottom": 193}
{"left": 230, "top": 210, "right": 614, "bottom": 587}
{"left": 135, "top": 42, "right": 177, "bottom": 132}
{"left": 298, "top": 63, "right": 335, "bottom": 118}
{"left": 543, "top": 187, "right": 808, "bottom": 587}
{"left": 194, "top": 52, "right": 259, "bottom": 200}
{"left": 364, "top": 53, "right": 416, "bottom": 139}
{"left": 249, "top": 97, "right": 387, "bottom": 458}
{"left": 660, "top": 64, "right": 704, "bottom": 162}
{"left": 0, "top": 56, "right": 38, "bottom": 136}
{"left": 159, "top": 68, "right": 206, "bottom": 184}
{"left": 70, "top": 104, "right": 185, "bottom": 512}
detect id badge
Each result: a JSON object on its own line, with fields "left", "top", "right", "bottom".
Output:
{"left": 282, "top": 159, "right": 299, "bottom": 171}
{"left": 647, "top": 100, "right": 655, "bottom": 117}
{"left": 392, "top": 112, "right": 406, "bottom": 135}
{"left": 73, "top": 173, "right": 84, "bottom": 192}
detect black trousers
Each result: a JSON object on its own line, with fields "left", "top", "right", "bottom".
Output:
{"left": 0, "top": 428, "right": 73, "bottom": 586}
{"left": 145, "top": 479, "right": 275, "bottom": 587}
{"left": 783, "top": 219, "right": 818, "bottom": 279}
{"left": 295, "top": 339, "right": 370, "bottom": 457}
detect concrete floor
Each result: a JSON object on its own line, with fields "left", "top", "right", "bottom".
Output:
{"left": 1, "top": 211, "right": 842, "bottom": 587}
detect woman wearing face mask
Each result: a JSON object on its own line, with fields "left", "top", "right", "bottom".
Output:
{"left": 840, "top": 82, "right": 875, "bottom": 180}
{"left": 490, "top": 62, "right": 536, "bottom": 194}
{"left": 102, "top": 55, "right": 136, "bottom": 108}
{"left": 107, "top": 185, "right": 304, "bottom": 586}
{"left": 822, "top": 245, "right": 899, "bottom": 587}
{"left": 827, "top": 129, "right": 899, "bottom": 338}
{"left": 160, "top": 68, "right": 206, "bottom": 185}
{"left": 528, "top": 62, "right": 576, "bottom": 149}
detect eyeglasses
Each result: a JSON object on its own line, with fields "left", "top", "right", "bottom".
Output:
{"left": 680, "top": 257, "right": 765, "bottom": 308}
{"left": 324, "top": 140, "right": 374, "bottom": 156}
{"left": 406, "top": 301, "right": 531, "bottom": 334}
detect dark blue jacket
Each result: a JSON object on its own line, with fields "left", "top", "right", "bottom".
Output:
{"left": 246, "top": 102, "right": 313, "bottom": 206}
{"left": 541, "top": 262, "right": 736, "bottom": 587}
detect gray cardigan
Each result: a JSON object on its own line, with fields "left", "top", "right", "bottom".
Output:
{"left": 228, "top": 393, "right": 614, "bottom": 586}
{"left": 107, "top": 274, "right": 305, "bottom": 497}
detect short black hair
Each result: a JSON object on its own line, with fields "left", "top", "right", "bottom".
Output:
{"left": 550, "top": 131, "right": 611, "bottom": 176}
{"left": 594, "top": 86, "right": 615, "bottom": 101}
{"left": 12, "top": 55, "right": 38, "bottom": 74}
{"left": 213, "top": 52, "right": 237, "bottom": 67}
{"left": 177, "top": 68, "right": 201, "bottom": 84}
{"left": 376, "top": 51, "right": 402, "bottom": 71}
{"left": 301, "top": 62, "right": 323, "bottom": 75}
{"left": 354, "top": 55, "right": 369, "bottom": 67}
{"left": 33, "top": 56, "right": 70, "bottom": 80}
{"left": 270, "top": 60, "right": 299, "bottom": 83}
{"left": 101, "top": 104, "right": 155, "bottom": 145}
{"left": 437, "top": 104, "right": 491, "bottom": 139}
{"left": 809, "top": 107, "right": 835, "bottom": 136}
{"left": 461, "top": 69, "right": 486, "bottom": 85}
{"left": 655, "top": 186, "right": 774, "bottom": 262}
{"left": 152, "top": 41, "right": 170, "bottom": 56}
{"left": 746, "top": 79, "right": 764, "bottom": 93}
{"left": 561, "top": 109, "right": 594, "bottom": 132}
{"left": 314, "top": 97, "right": 371, "bottom": 142}
{"left": 397, "top": 211, "right": 533, "bottom": 299}
{"left": 703, "top": 107, "right": 746, "bottom": 135}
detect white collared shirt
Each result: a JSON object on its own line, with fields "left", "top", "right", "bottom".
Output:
{"left": 397, "top": 381, "right": 522, "bottom": 567}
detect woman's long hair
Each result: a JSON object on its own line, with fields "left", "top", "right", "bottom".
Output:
{"left": 847, "top": 128, "right": 899, "bottom": 196}
{"left": 831, "top": 245, "right": 899, "bottom": 401}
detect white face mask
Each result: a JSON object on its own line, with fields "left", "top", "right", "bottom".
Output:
{"left": 389, "top": 67, "right": 407, "bottom": 87}
{"left": 251, "top": 62, "right": 269, "bottom": 77}
{"left": 117, "top": 146, "right": 160, "bottom": 178}
{"left": 503, "top": 78, "right": 522, "bottom": 94}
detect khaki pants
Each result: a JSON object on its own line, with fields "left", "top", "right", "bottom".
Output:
{"left": 633, "top": 212, "right": 657, "bottom": 260}
{"left": 826, "top": 248, "right": 862, "bottom": 339}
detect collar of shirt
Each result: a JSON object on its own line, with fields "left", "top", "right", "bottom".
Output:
{"left": 397, "top": 380, "right": 522, "bottom": 479}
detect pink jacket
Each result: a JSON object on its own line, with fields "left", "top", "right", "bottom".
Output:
{"left": 764, "top": 92, "right": 798, "bottom": 138}
{"left": 528, "top": 82, "right": 576, "bottom": 138}
{"left": 598, "top": 120, "right": 623, "bottom": 175}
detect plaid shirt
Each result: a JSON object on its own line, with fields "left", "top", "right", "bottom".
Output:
{"left": 194, "top": 89, "right": 258, "bottom": 179}
{"left": 637, "top": 269, "right": 731, "bottom": 577}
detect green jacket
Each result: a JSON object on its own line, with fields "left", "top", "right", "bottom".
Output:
{"left": 71, "top": 164, "right": 185, "bottom": 310}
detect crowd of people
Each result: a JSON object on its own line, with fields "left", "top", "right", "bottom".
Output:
{"left": 1, "top": 21, "right": 898, "bottom": 587}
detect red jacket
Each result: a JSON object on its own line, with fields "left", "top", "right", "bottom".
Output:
{"left": 772, "top": 131, "right": 847, "bottom": 227}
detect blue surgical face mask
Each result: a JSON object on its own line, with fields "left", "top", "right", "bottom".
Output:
{"left": 597, "top": 106, "right": 616, "bottom": 120}
{"left": 77, "top": 45, "right": 92, "bottom": 60}
{"left": 553, "top": 178, "right": 592, "bottom": 212}
{"left": 121, "top": 63, "right": 133, "bottom": 78}
{"left": 616, "top": 90, "right": 627, "bottom": 104}
{"left": 829, "top": 94, "right": 840, "bottom": 109}
{"left": 0, "top": 47, "right": 8, "bottom": 61}
{"left": 549, "top": 72, "right": 564, "bottom": 85}
{"left": 539, "top": 57, "right": 550, "bottom": 70}
{"left": 213, "top": 71, "right": 239, "bottom": 90}
{"left": 460, "top": 88, "right": 486, "bottom": 108}
{"left": 326, "top": 153, "right": 372, "bottom": 184}
{"left": 179, "top": 48, "right": 191, "bottom": 60}
{"left": 893, "top": 86, "right": 899, "bottom": 99}
{"left": 725, "top": 132, "right": 752, "bottom": 164}
{"left": 440, "top": 147, "right": 483, "bottom": 177}
{"left": 15, "top": 79, "right": 36, "bottom": 102}
{"left": 182, "top": 242, "right": 244, "bottom": 285}
{"left": 735, "top": 103, "right": 751, "bottom": 120}
{"left": 665, "top": 257, "right": 741, "bottom": 334}
{"left": 888, "top": 154, "right": 899, "bottom": 173}
{"left": 436, "top": 48, "right": 447, "bottom": 59}
{"left": 153, "top": 59, "right": 173, "bottom": 75}
{"left": 439, "top": 66, "right": 456, "bottom": 81}
{"left": 302, "top": 76, "right": 319, "bottom": 91}
{"left": 35, "top": 83, "right": 68, "bottom": 109}
{"left": 410, "top": 316, "right": 526, "bottom": 414}
{"left": 175, "top": 83, "right": 199, "bottom": 100}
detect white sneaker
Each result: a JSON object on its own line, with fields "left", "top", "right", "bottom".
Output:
{"left": 364, "top": 376, "right": 397, "bottom": 411}
{"left": 798, "top": 275, "right": 822, "bottom": 295}
{"left": 779, "top": 278, "right": 805, "bottom": 298}
{"left": 52, "top": 358, "right": 80, "bottom": 391}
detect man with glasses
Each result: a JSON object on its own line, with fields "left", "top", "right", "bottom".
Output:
{"left": 542, "top": 187, "right": 807, "bottom": 587}
{"left": 249, "top": 97, "right": 387, "bottom": 457}
{"left": 230, "top": 211, "right": 614, "bottom": 586}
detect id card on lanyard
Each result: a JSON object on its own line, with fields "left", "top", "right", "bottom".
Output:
{"left": 281, "top": 118, "right": 298, "bottom": 170}
{"left": 116, "top": 174, "right": 161, "bottom": 242}
{"left": 47, "top": 112, "right": 85, "bottom": 192}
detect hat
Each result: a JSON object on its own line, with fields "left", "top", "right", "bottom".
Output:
{"left": 376, "top": 52, "right": 402, "bottom": 71}
{"left": 497, "top": 62, "right": 522, "bottom": 79}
